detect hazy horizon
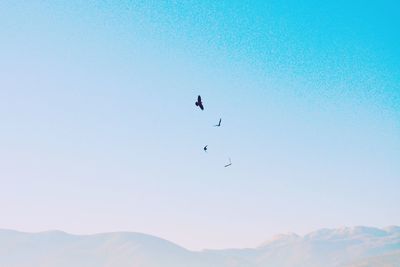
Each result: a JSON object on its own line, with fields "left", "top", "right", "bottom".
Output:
{"left": 1, "top": 225, "right": 399, "bottom": 250}
{"left": 1, "top": 225, "right": 399, "bottom": 267}
{"left": 1, "top": 1, "right": 399, "bottom": 251}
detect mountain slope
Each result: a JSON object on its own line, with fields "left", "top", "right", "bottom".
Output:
{"left": 253, "top": 226, "right": 400, "bottom": 267}
{"left": 0, "top": 226, "right": 399, "bottom": 267}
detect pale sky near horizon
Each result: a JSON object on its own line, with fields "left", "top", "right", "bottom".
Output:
{"left": 0, "top": 1, "right": 399, "bottom": 250}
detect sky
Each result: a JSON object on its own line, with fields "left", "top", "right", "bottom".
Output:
{"left": 0, "top": 0, "right": 399, "bottom": 250}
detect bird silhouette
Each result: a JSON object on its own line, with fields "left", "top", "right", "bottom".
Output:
{"left": 214, "top": 118, "right": 222, "bottom": 127}
{"left": 203, "top": 145, "right": 208, "bottom": 152}
{"left": 195, "top": 95, "right": 204, "bottom": 110}
{"left": 224, "top": 158, "right": 232, "bottom": 167}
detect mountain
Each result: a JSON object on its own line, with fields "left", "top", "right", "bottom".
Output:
{"left": 0, "top": 226, "right": 399, "bottom": 267}
{"left": 254, "top": 226, "right": 400, "bottom": 267}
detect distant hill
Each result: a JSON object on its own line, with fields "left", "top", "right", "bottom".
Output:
{"left": 0, "top": 226, "right": 399, "bottom": 267}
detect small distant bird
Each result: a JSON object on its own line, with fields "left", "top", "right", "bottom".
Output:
{"left": 203, "top": 145, "right": 208, "bottom": 152}
{"left": 195, "top": 95, "right": 204, "bottom": 110}
{"left": 224, "top": 158, "right": 232, "bottom": 167}
{"left": 214, "top": 118, "right": 222, "bottom": 127}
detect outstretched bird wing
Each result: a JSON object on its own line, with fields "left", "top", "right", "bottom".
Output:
{"left": 214, "top": 118, "right": 221, "bottom": 127}
{"left": 224, "top": 158, "right": 232, "bottom": 167}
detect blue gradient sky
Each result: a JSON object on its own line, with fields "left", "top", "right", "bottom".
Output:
{"left": 0, "top": 1, "right": 399, "bottom": 250}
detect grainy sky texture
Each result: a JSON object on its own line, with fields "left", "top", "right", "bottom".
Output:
{"left": 0, "top": 1, "right": 399, "bottom": 250}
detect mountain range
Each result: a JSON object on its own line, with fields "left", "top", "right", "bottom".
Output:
{"left": 0, "top": 226, "right": 399, "bottom": 267}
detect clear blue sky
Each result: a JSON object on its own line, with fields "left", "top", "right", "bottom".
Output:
{"left": 0, "top": 1, "right": 399, "bottom": 250}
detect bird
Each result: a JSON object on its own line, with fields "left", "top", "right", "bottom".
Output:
{"left": 214, "top": 118, "right": 222, "bottom": 127}
{"left": 195, "top": 95, "right": 204, "bottom": 110}
{"left": 203, "top": 145, "right": 208, "bottom": 152}
{"left": 224, "top": 158, "right": 232, "bottom": 167}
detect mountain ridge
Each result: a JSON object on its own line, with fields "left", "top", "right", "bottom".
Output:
{"left": 0, "top": 226, "right": 399, "bottom": 267}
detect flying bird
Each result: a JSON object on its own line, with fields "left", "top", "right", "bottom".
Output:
{"left": 203, "top": 145, "right": 208, "bottom": 152}
{"left": 214, "top": 118, "right": 222, "bottom": 127}
{"left": 195, "top": 95, "right": 204, "bottom": 110}
{"left": 224, "top": 158, "right": 232, "bottom": 167}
